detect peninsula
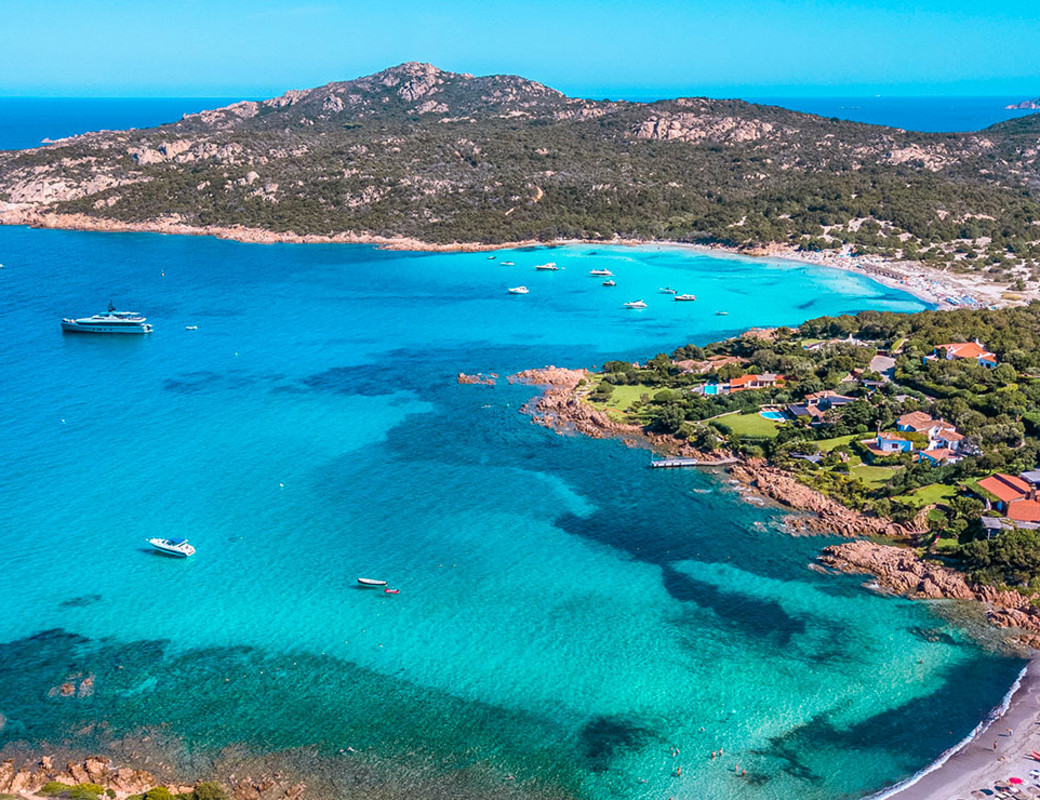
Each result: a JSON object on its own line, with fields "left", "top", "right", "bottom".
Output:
{"left": 1007, "top": 98, "right": 1040, "bottom": 110}
{"left": 516, "top": 302, "right": 1040, "bottom": 645}
{"left": 1, "top": 63, "right": 1040, "bottom": 305}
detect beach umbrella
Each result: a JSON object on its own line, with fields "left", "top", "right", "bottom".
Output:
{"left": 1009, "top": 777, "right": 1024, "bottom": 785}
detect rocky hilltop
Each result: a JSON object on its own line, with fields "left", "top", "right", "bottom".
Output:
{"left": 1, "top": 62, "right": 1039, "bottom": 266}
{"left": 1007, "top": 98, "right": 1040, "bottom": 110}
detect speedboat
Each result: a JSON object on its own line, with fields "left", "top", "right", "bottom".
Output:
{"left": 674, "top": 294, "right": 697, "bottom": 301}
{"left": 501, "top": 261, "right": 515, "bottom": 266}
{"left": 358, "top": 577, "right": 387, "bottom": 587}
{"left": 487, "top": 255, "right": 496, "bottom": 260}
{"left": 62, "top": 302, "right": 152, "bottom": 334}
{"left": 508, "top": 286, "right": 529, "bottom": 294}
{"left": 147, "top": 537, "right": 195, "bottom": 557}
{"left": 589, "top": 269, "right": 613, "bottom": 276}
{"left": 534, "top": 262, "right": 558, "bottom": 271}
{"left": 624, "top": 300, "right": 647, "bottom": 309}
{"left": 659, "top": 287, "right": 678, "bottom": 295}
{"left": 602, "top": 280, "right": 616, "bottom": 287}
{"left": 715, "top": 311, "right": 729, "bottom": 316}
{"left": 185, "top": 325, "right": 199, "bottom": 330}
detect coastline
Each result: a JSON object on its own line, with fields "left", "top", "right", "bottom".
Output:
{"left": 0, "top": 208, "right": 1030, "bottom": 310}
{"left": 866, "top": 655, "right": 1040, "bottom": 800}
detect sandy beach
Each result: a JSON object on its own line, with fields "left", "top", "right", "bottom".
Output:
{"left": 870, "top": 655, "right": 1040, "bottom": 800}
{"left": 1, "top": 208, "right": 1034, "bottom": 310}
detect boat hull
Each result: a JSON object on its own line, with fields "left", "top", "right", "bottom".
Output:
{"left": 62, "top": 321, "right": 152, "bottom": 334}
{"left": 147, "top": 539, "right": 195, "bottom": 557}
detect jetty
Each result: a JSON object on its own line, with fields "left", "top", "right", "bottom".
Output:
{"left": 649, "top": 457, "right": 739, "bottom": 469}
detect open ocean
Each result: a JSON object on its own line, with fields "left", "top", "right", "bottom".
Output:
{"left": 0, "top": 99, "right": 1029, "bottom": 800}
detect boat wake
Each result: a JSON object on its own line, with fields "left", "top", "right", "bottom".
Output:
{"left": 861, "top": 664, "right": 1028, "bottom": 800}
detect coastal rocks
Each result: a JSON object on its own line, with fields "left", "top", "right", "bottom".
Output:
{"left": 0, "top": 755, "right": 159, "bottom": 798}
{"left": 46, "top": 672, "right": 95, "bottom": 699}
{"left": 819, "top": 540, "right": 1040, "bottom": 646}
{"left": 509, "top": 367, "right": 587, "bottom": 390}
{"left": 729, "top": 461, "right": 924, "bottom": 538}
{"left": 456, "top": 372, "right": 496, "bottom": 385}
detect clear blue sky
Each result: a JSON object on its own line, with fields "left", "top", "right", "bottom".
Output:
{"left": 1, "top": 0, "right": 1038, "bottom": 98}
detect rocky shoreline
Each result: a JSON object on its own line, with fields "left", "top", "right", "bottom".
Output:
{"left": 511, "top": 367, "right": 1040, "bottom": 647}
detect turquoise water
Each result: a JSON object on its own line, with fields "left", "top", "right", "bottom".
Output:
{"left": 0, "top": 227, "right": 1024, "bottom": 799}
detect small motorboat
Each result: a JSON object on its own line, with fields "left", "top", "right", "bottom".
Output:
{"left": 674, "top": 294, "right": 697, "bottom": 302}
{"left": 589, "top": 269, "right": 613, "bottom": 276}
{"left": 185, "top": 325, "right": 199, "bottom": 330}
{"left": 602, "top": 280, "right": 616, "bottom": 287}
{"left": 534, "top": 262, "right": 559, "bottom": 271}
{"left": 624, "top": 300, "right": 647, "bottom": 309}
{"left": 508, "top": 286, "right": 529, "bottom": 294}
{"left": 501, "top": 261, "right": 515, "bottom": 266}
{"left": 384, "top": 588, "right": 400, "bottom": 595}
{"left": 147, "top": 537, "right": 196, "bottom": 557}
{"left": 357, "top": 577, "right": 387, "bottom": 587}
{"left": 487, "top": 255, "right": 496, "bottom": 260}
{"left": 659, "top": 287, "right": 678, "bottom": 295}
{"left": 715, "top": 311, "right": 729, "bottom": 315}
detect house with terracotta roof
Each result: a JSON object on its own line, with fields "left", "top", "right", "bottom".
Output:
{"left": 975, "top": 473, "right": 1033, "bottom": 512}
{"left": 728, "top": 373, "right": 783, "bottom": 393}
{"left": 916, "top": 447, "right": 964, "bottom": 466}
{"left": 897, "top": 411, "right": 936, "bottom": 433}
{"left": 925, "top": 340, "right": 998, "bottom": 368}
{"left": 860, "top": 431, "right": 915, "bottom": 459}
{"left": 1007, "top": 500, "right": 1040, "bottom": 524}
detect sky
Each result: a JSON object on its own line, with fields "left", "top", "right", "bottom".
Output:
{"left": 0, "top": 0, "right": 1038, "bottom": 99}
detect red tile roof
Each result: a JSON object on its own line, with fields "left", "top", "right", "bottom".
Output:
{"left": 978, "top": 473, "right": 1032, "bottom": 503}
{"left": 898, "top": 411, "right": 934, "bottom": 430}
{"left": 878, "top": 431, "right": 912, "bottom": 441}
{"left": 918, "top": 448, "right": 959, "bottom": 463}
{"left": 936, "top": 342, "right": 996, "bottom": 361}
{"left": 1008, "top": 499, "right": 1040, "bottom": 523}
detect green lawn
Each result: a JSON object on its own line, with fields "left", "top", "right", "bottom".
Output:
{"left": 588, "top": 382, "right": 656, "bottom": 413}
{"left": 892, "top": 482, "right": 959, "bottom": 509}
{"left": 850, "top": 464, "right": 900, "bottom": 487}
{"left": 716, "top": 412, "right": 782, "bottom": 438}
{"left": 815, "top": 433, "right": 859, "bottom": 452}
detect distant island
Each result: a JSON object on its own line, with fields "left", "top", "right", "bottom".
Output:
{"left": 1006, "top": 98, "right": 1040, "bottom": 110}
{"left": 516, "top": 302, "right": 1040, "bottom": 646}
{"left": 0, "top": 62, "right": 1039, "bottom": 305}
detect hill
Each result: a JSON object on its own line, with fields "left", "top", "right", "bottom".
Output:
{"left": 1, "top": 62, "right": 1039, "bottom": 279}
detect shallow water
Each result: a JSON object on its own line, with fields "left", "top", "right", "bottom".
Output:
{"left": 0, "top": 228, "right": 1024, "bottom": 799}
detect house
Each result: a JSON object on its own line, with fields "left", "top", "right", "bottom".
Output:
{"left": 1007, "top": 500, "right": 1040, "bottom": 524}
{"left": 976, "top": 473, "right": 1033, "bottom": 511}
{"left": 916, "top": 448, "right": 964, "bottom": 466}
{"left": 897, "top": 411, "right": 935, "bottom": 433}
{"left": 861, "top": 431, "right": 915, "bottom": 459}
{"left": 933, "top": 428, "right": 964, "bottom": 451}
{"left": 925, "top": 340, "right": 998, "bottom": 368}
{"left": 980, "top": 516, "right": 1040, "bottom": 538}
{"left": 1019, "top": 470, "right": 1040, "bottom": 488}
{"left": 805, "top": 390, "right": 856, "bottom": 410}
{"left": 729, "top": 373, "right": 783, "bottom": 393}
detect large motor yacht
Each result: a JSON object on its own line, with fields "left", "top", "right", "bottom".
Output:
{"left": 62, "top": 302, "right": 153, "bottom": 334}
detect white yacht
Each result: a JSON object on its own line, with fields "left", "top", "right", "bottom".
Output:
{"left": 147, "top": 537, "right": 196, "bottom": 557}
{"left": 508, "top": 286, "right": 529, "bottom": 294}
{"left": 659, "top": 287, "right": 678, "bottom": 295}
{"left": 624, "top": 300, "right": 647, "bottom": 309}
{"left": 534, "top": 262, "right": 559, "bottom": 271}
{"left": 674, "top": 294, "right": 698, "bottom": 301}
{"left": 62, "top": 303, "right": 152, "bottom": 334}
{"left": 589, "top": 268, "right": 613, "bottom": 276}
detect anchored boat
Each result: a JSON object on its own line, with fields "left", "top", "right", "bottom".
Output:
{"left": 534, "top": 262, "right": 558, "bottom": 271}
{"left": 62, "top": 302, "right": 153, "bottom": 334}
{"left": 147, "top": 537, "right": 196, "bottom": 557}
{"left": 674, "top": 294, "right": 697, "bottom": 301}
{"left": 624, "top": 300, "right": 647, "bottom": 309}
{"left": 508, "top": 286, "right": 529, "bottom": 294}
{"left": 358, "top": 577, "right": 388, "bottom": 587}
{"left": 589, "top": 269, "right": 613, "bottom": 276}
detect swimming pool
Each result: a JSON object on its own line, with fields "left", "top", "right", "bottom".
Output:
{"left": 760, "top": 410, "right": 786, "bottom": 420}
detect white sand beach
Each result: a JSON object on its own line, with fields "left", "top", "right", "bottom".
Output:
{"left": 873, "top": 656, "right": 1040, "bottom": 800}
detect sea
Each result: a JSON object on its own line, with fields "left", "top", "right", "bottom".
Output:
{"left": 0, "top": 98, "right": 1031, "bottom": 800}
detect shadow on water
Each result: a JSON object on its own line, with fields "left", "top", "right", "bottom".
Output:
{"left": 0, "top": 629, "right": 584, "bottom": 798}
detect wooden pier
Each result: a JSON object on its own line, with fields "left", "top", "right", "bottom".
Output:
{"left": 649, "top": 456, "right": 739, "bottom": 469}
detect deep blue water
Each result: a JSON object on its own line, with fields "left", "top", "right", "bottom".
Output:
{"left": 0, "top": 226, "right": 1024, "bottom": 800}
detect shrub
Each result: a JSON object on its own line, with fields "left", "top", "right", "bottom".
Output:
{"left": 40, "top": 784, "right": 74, "bottom": 797}
{"left": 192, "top": 783, "right": 229, "bottom": 800}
